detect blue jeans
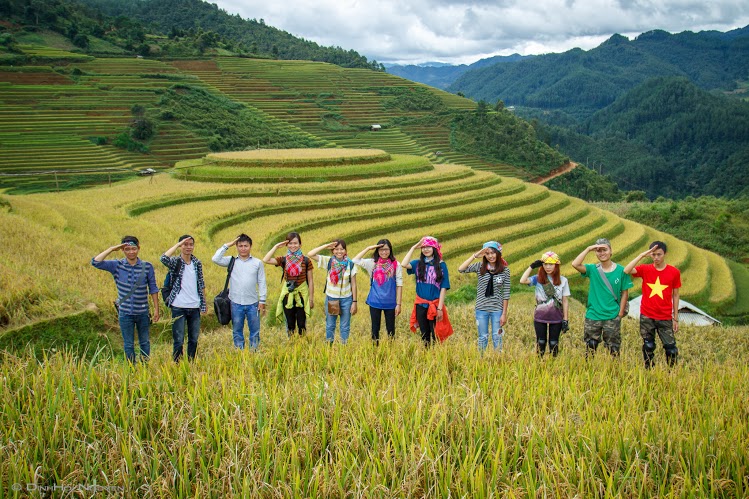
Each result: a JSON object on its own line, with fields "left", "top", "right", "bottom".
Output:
{"left": 476, "top": 309, "right": 504, "bottom": 351}
{"left": 171, "top": 307, "right": 201, "bottom": 362}
{"left": 118, "top": 311, "right": 150, "bottom": 363}
{"left": 231, "top": 302, "right": 261, "bottom": 349}
{"left": 325, "top": 295, "right": 353, "bottom": 344}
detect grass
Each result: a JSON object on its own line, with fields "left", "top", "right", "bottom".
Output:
{"left": 1, "top": 296, "right": 748, "bottom": 496}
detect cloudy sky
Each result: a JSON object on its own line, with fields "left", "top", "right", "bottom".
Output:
{"left": 212, "top": 0, "right": 749, "bottom": 65}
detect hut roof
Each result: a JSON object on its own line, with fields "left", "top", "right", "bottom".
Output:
{"left": 626, "top": 295, "right": 721, "bottom": 326}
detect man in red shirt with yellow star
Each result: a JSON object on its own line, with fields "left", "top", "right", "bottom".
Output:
{"left": 624, "top": 241, "right": 681, "bottom": 368}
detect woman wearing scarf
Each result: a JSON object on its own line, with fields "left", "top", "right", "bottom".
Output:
{"left": 352, "top": 239, "right": 403, "bottom": 344}
{"left": 458, "top": 241, "right": 511, "bottom": 351}
{"left": 262, "top": 232, "right": 314, "bottom": 336}
{"left": 402, "top": 236, "right": 452, "bottom": 347}
{"left": 519, "top": 251, "right": 570, "bottom": 357}
{"left": 308, "top": 239, "right": 358, "bottom": 345}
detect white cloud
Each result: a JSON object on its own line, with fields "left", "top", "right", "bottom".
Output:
{"left": 213, "top": 0, "right": 749, "bottom": 64}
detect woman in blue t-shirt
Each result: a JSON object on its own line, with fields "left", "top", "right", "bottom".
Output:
{"left": 519, "top": 251, "right": 570, "bottom": 357}
{"left": 352, "top": 239, "right": 403, "bottom": 344}
{"left": 401, "top": 236, "right": 450, "bottom": 346}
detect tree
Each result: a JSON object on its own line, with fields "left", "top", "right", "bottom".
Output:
{"left": 72, "top": 34, "right": 90, "bottom": 49}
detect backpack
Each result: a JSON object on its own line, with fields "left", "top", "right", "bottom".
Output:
{"left": 161, "top": 258, "right": 184, "bottom": 304}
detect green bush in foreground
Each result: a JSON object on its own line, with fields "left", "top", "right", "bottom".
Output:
{"left": 1, "top": 299, "right": 747, "bottom": 496}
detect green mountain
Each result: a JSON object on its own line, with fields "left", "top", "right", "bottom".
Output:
{"left": 449, "top": 27, "right": 749, "bottom": 122}
{"left": 543, "top": 77, "right": 749, "bottom": 199}
{"left": 0, "top": 0, "right": 384, "bottom": 69}
{"left": 77, "top": 0, "right": 384, "bottom": 69}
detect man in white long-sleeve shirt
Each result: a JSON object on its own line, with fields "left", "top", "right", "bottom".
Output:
{"left": 213, "top": 234, "right": 267, "bottom": 350}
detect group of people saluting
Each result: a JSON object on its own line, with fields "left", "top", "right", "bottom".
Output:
{"left": 92, "top": 231, "right": 681, "bottom": 370}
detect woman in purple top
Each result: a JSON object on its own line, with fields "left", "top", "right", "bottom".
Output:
{"left": 519, "top": 251, "right": 570, "bottom": 357}
{"left": 352, "top": 239, "right": 403, "bottom": 343}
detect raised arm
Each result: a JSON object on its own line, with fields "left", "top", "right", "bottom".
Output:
{"left": 307, "top": 241, "right": 336, "bottom": 259}
{"left": 624, "top": 247, "right": 655, "bottom": 275}
{"left": 212, "top": 237, "right": 238, "bottom": 266}
{"left": 164, "top": 238, "right": 190, "bottom": 258}
{"left": 262, "top": 240, "right": 288, "bottom": 265}
{"left": 93, "top": 243, "right": 127, "bottom": 262}
{"left": 352, "top": 244, "right": 381, "bottom": 261}
{"left": 400, "top": 238, "right": 424, "bottom": 269}
{"left": 519, "top": 259, "right": 543, "bottom": 284}
{"left": 571, "top": 244, "right": 605, "bottom": 274}
{"left": 458, "top": 248, "right": 485, "bottom": 272}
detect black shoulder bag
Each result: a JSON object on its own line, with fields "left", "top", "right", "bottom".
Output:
{"left": 214, "top": 257, "right": 236, "bottom": 326}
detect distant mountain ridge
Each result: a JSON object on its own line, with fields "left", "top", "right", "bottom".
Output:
{"left": 386, "top": 54, "right": 530, "bottom": 89}
{"left": 448, "top": 26, "right": 749, "bottom": 120}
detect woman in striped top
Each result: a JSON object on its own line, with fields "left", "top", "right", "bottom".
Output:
{"left": 458, "top": 241, "right": 510, "bottom": 351}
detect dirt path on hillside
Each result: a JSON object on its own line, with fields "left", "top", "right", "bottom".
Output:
{"left": 532, "top": 161, "right": 578, "bottom": 184}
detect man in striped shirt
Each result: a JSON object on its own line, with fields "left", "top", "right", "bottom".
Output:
{"left": 92, "top": 235, "right": 160, "bottom": 363}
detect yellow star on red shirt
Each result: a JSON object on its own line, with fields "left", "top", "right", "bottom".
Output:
{"left": 646, "top": 276, "right": 669, "bottom": 299}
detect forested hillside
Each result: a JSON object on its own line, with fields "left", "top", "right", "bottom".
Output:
{"left": 441, "top": 26, "right": 749, "bottom": 200}
{"left": 449, "top": 28, "right": 749, "bottom": 121}
{"left": 0, "top": 0, "right": 383, "bottom": 68}
{"left": 542, "top": 77, "right": 749, "bottom": 199}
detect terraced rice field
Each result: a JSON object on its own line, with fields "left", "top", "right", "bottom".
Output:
{"left": 0, "top": 54, "right": 544, "bottom": 193}
{"left": 0, "top": 149, "right": 735, "bottom": 332}
{"left": 0, "top": 61, "right": 210, "bottom": 192}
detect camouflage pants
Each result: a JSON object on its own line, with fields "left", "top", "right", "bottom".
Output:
{"left": 640, "top": 316, "right": 676, "bottom": 347}
{"left": 584, "top": 318, "right": 621, "bottom": 353}
{"left": 640, "top": 316, "right": 677, "bottom": 367}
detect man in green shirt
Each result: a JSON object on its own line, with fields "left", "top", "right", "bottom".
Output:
{"left": 572, "top": 238, "right": 633, "bottom": 357}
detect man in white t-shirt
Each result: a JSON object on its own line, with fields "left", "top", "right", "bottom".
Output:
{"left": 161, "top": 235, "right": 206, "bottom": 362}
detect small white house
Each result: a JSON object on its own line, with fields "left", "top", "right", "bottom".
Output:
{"left": 370, "top": 124, "right": 382, "bottom": 131}
{"left": 627, "top": 295, "right": 721, "bottom": 326}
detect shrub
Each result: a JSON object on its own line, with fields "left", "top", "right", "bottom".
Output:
{"left": 113, "top": 132, "right": 149, "bottom": 153}
{"left": 88, "top": 136, "right": 108, "bottom": 145}
{"left": 130, "top": 117, "right": 155, "bottom": 140}
{"left": 625, "top": 190, "right": 648, "bottom": 202}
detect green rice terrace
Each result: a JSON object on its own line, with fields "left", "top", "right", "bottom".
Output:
{"left": 0, "top": 54, "right": 546, "bottom": 193}
{"left": 174, "top": 149, "right": 432, "bottom": 182}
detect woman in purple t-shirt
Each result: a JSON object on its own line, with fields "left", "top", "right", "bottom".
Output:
{"left": 352, "top": 239, "right": 403, "bottom": 344}
{"left": 519, "top": 251, "right": 570, "bottom": 357}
